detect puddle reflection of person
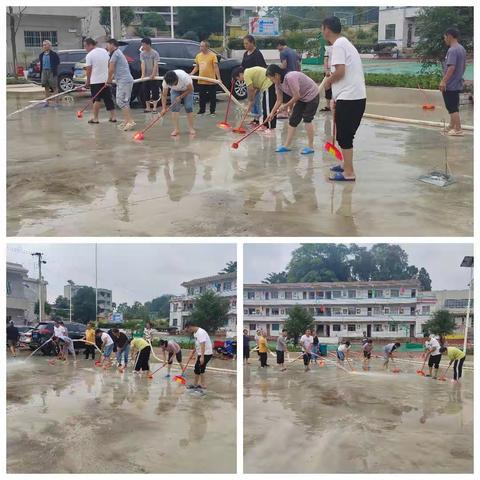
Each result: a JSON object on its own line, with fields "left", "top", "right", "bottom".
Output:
{"left": 164, "top": 152, "right": 198, "bottom": 202}
{"left": 179, "top": 406, "right": 208, "bottom": 447}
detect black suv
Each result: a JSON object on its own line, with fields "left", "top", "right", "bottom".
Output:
{"left": 28, "top": 49, "right": 87, "bottom": 92}
{"left": 30, "top": 321, "right": 87, "bottom": 356}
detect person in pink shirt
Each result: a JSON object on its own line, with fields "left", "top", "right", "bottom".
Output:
{"left": 265, "top": 64, "right": 320, "bottom": 155}
{"left": 160, "top": 339, "right": 184, "bottom": 378}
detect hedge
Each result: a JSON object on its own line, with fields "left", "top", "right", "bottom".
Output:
{"left": 303, "top": 70, "right": 445, "bottom": 90}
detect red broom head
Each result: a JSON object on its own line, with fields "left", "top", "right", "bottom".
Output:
{"left": 233, "top": 127, "right": 247, "bottom": 134}
{"left": 392, "top": 368, "right": 401, "bottom": 373}
{"left": 76, "top": 111, "right": 83, "bottom": 118}
{"left": 422, "top": 104, "right": 435, "bottom": 110}
{"left": 416, "top": 370, "right": 425, "bottom": 376}
{"left": 231, "top": 142, "right": 239, "bottom": 149}
{"left": 147, "top": 374, "right": 154, "bottom": 379}
{"left": 217, "top": 122, "right": 231, "bottom": 129}
{"left": 173, "top": 375, "right": 186, "bottom": 385}
{"left": 133, "top": 131, "right": 145, "bottom": 141}
{"left": 438, "top": 377, "right": 447, "bottom": 382}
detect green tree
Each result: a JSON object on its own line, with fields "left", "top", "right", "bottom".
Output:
{"left": 415, "top": 7, "right": 473, "bottom": 70}
{"left": 422, "top": 309, "right": 456, "bottom": 337}
{"left": 176, "top": 7, "right": 230, "bottom": 40}
{"left": 135, "top": 26, "right": 154, "bottom": 38}
{"left": 284, "top": 305, "right": 314, "bottom": 345}
{"left": 51, "top": 295, "right": 70, "bottom": 319}
{"left": 219, "top": 261, "right": 237, "bottom": 274}
{"left": 349, "top": 244, "right": 377, "bottom": 281}
{"left": 287, "top": 244, "right": 351, "bottom": 282}
{"left": 418, "top": 267, "right": 432, "bottom": 291}
{"left": 34, "top": 301, "right": 52, "bottom": 316}
{"left": 262, "top": 271, "right": 288, "bottom": 284}
{"left": 369, "top": 244, "right": 412, "bottom": 280}
{"left": 181, "top": 31, "right": 199, "bottom": 41}
{"left": 280, "top": 15, "right": 301, "bottom": 32}
{"left": 72, "top": 286, "right": 96, "bottom": 324}
{"left": 148, "top": 294, "right": 173, "bottom": 318}
{"left": 142, "top": 12, "right": 166, "bottom": 30}
{"left": 99, "top": 7, "right": 135, "bottom": 36}
{"left": 189, "top": 290, "right": 230, "bottom": 334}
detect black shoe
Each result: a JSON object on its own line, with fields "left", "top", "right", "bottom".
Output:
{"left": 197, "top": 111, "right": 206, "bottom": 115}
{"left": 187, "top": 384, "right": 198, "bottom": 389}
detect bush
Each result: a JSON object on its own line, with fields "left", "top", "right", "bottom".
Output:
{"left": 6, "top": 76, "right": 30, "bottom": 84}
{"left": 182, "top": 30, "right": 199, "bottom": 41}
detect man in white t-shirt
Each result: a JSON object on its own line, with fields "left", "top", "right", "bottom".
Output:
{"left": 95, "top": 328, "right": 115, "bottom": 367}
{"left": 300, "top": 328, "right": 314, "bottom": 371}
{"left": 322, "top": 16, "right": 366, "bottom": 182}
{"left": 84, "top": 38, "right": 116, "bottom": 124}
{"left": 185, "top": 322, "right": 213, "bottom": 391}
{"left": 425, "top": 334, "right": 442, "bottom": 379}
{"left": 161, "top": 69, "right": 195, "bottom": 137}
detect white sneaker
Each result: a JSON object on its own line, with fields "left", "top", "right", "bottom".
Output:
{"left": 445, "top": 129, "right": 464, "bottom": 136}
{"left": 122, "top": 121, "right": 136, "bottom": 131}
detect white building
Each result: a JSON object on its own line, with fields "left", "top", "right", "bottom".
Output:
{"left": 418, "top": 289, "right": 474, "bottom": 335}
{"left": 170, "top": 272, "right": 237, "bottom": 331}
{"left": 378, "top": 6, "right": 420, "bottom": 49}
{"left": 64, "top": 284, "right": 113, "bottom": 317}
{"left": 244, "top": 280, "right": 422, "bottom": 339}
{"left": 6, "top": 262, "right": 47, "bottom": 325}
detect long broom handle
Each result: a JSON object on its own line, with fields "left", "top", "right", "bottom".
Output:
{"left": 181, "top": 349, "right": 196, "bottom": 375}
{"left": 140, "top": 94, "right": 184, "bottom": 135}
{"left": 234, "top": 109, "right": 280, "bottom": 145}
{"left": 79, "top": 83, "right": 108, "bottom": 113}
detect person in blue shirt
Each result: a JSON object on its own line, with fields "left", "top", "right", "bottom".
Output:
{"left": 38, "top": 40, "right": 60, "bottom": 100}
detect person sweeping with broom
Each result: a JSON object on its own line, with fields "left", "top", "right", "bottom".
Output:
{"left": 425, "top": 334, "right": 442, "bottom": 379}
{"left": 439, "top": 346, "right": 466, "bottom": 383}
{"left": 321, "top": 16, "right": 366, "bottom": 181}
{"left": 184, "top": 322, "right": 213, "bottom": 391}
{"left": 130, "top": 336, "right": 152, "bottom": 376}
{"left": 265, "top": 64, "right": 320, "bottom": 154}
{"left": 159, "top": 339, "right": 184, "bottom": 378}
{"left": 383, "top": 342, "right": 401, "bottom": 370}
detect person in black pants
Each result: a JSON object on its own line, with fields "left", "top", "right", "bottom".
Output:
{"left": 243, "top": 329, "right": 250, "bottom": 365}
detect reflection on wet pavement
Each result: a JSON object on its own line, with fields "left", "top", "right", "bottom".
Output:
{"left": 7, "top": 352, "right": 236, "bottom": 473}
{"left": 244, "top": 358, "right": 473, "bottom": 473}
{"left": 7, "top": 95, "right": 472, "bottom": 236}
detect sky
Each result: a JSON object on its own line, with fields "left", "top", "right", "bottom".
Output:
{"left": 7, "top": 243, "right": 236, "bottom": 304}
{"left": 244, "top": 243, "right": 473, "bottom": 290}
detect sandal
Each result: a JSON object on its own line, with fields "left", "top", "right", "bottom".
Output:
{"left": 329, "top": 172, "right": 355, "bottom": 182}
{"left": 330, "top": 165, "right": 344, "bottom": 173}
{"left": 88, "top": 119, "right": 99, "bottom": 124}
{"left": 320, "top": 107, "right": 331, "bottom": 112}
{"left": 109, "top": 118, "right": 117, "bottom": 123}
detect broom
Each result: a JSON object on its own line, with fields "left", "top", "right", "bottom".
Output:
{"left": 172, "top": 350, "right": 196, "bottom": 385}
{"left": 324, "top": 108, "right": 343, "bottom": 160}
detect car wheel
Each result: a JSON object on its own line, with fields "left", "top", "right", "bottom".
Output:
{"left": 58, "top": 75, "right": 74, "bottom": 92}
{"left": 233, "top": 79, "right": 247, "bottom": 100}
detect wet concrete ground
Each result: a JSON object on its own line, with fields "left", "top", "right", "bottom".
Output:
{"left": 7, "top": 351, "right": 236, "bottom": 473}
{"left": 244, "top": 356, "right": 473, "bottom": 473}
{"left": 7, "top": 94, "right": 473, "bottom": 237}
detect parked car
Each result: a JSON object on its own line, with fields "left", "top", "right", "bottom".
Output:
{"left": 17, "top": 326, "right": 33, "bottom": 346}
{"left": 29, "top": 321, "right": 87, "bottom": 356}
{"left": 73, "top": 38, "right": 246, "bottom": 105}
{"left": 27, "top": 49, "right": 87, "bottom": 92}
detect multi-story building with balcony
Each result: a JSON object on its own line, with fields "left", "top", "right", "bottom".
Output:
{"left": 244, "top": 279, "right": 422, "bottom": 339}
{"left": 64, "top": 284, "right": 113, "bottom": 317}
{"left": 170, "top": 272, "right": 237, "bottom": 332}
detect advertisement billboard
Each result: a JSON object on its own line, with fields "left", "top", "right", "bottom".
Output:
{"left": 248, "top": 16, "right": 279, "bottom": 36}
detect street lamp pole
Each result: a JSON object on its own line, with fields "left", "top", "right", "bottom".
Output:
{"left": 170, "top": 6, "right": 174, "bottom": 38}
{"left": 32, "top": 252, "right": 46, "bottom": 323}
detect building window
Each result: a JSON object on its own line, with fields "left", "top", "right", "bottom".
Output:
{"left": 6, "top": 280, "right": 12, "bottom": 295}
{"left": 390, "top": 307, "right": 399, "bottom": 315}
{"left": 444, "top": 299, "right": 472, "bottom": 308}
{"left": 348, "top": 290, "right": 356, "bottom": 298}
{"left": 368, "top": 290, "right": 373, "bottom": 298}
{"left": 24, "top": 30, "right": 58, "bottom": 48}
{"left": 422, "top": 306, "right": 431, "bottom": 314}
{"left": 389, "top": 324, "right": 398, "bottom": 332}
{"left": 356, "top": 308, "right": 361, "bottom": 315}
{"left": 374, "top": 324, "right": 383, "bottom": 332}
{"left": 285, "top": 291, "right": 292, "bottom": 300}
{"left": 309, "top": 291, "right": 315, "bottom": 299}
{"left": 271, "top": 323, "right": 280, "bottom": 331}
{"left": 384, "top": 307, "right": 390, "bottom": 314}
{"left": 173, "top": 304, "right": 178, "bottom": 312}
{"left": 342, "top": 308, "right": 348, "bottom": 315}
{"left": 172, "top": 318, "right": 177, "bottom": 326}
{"left": 247, "top": 308, "right": 255, "bottom": 315}
{"left": 399, "top": 307, "right": 404, "bottom": 315}
{"left": 244, "top": 309, "right": 248, "bottom": 314}
{"left": 375, "top": 289, "right": 383, "bottom": 298}
{"left": 348, "top": 307, "right": 355, "bottom": 315}
{"left": 332, "top": 290, "right": 341, "bottom": 298}
{"left": 223, "top": 281, "right": 232, "bottom": 291}
{"left": 332, "top": 324, "right": 341, "bottom": 331}
{"left": 373, "top": 306, "right": 381, "bottom": 315}
{"left": 316, "top": 291, "right": 324, "bottom": 299}
{"left": 271, "top": 291, "right": 278, "bottom": 299}
{"left": 385, "top": 24, "right": 396, "bottom": 40}
{"left": 214, "top": 282, "right": 221, "bottom": 292}
{"left": 280, "top": 309, "right": 285, "bottom": 315}
{"left": 390, "top": 289, "right": 399, "bottom": 297}
{"left": 272, "top": 308, "right": 279, "bottom": 315}
{"left": 411, "top": 289, "right": 416, "bottom": 298}
{"left": 249, "top": 323, "right": 256, "bottom": 330}
{"left": 247, "top": 291, "right": 255, "bottom": 299}
{"left": 347, "top": 324, "right": 356, "bottom": 331}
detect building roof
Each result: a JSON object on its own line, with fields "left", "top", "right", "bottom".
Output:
{"left": 245, "top": 279, "right": 420, "bottom": 289}
{"left": 7, "top": 262, "right": 28, "bottom": 275}
{"left": 181, "top": 271, "right": 236, "bottom": 287}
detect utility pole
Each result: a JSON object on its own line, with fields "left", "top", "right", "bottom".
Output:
{"left": 32, "top": 252, "right": 46, "bottom": 323}
{"left": 170, "top": 6, "right": 174, "bottom": 38}
{"left": 67, "top": 280, "right": 75, "bottom": 323}
{"left": 110, "top": 6, "right": 122, "bottom": 39}
{"left": 223, "top": 6, "right": 226, "bottom": 50}
{"left": 95, "top": 244, "right": 98, "bottom": 327}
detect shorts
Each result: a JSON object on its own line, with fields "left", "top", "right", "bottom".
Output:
{"left": 337, "top": 351, "right": 345, "bottom": 361}
{"left": 363, "top": 350, "right": 371, "bottom": 359}
{"left": 287, "top": 94, "right": 320, "bottom": 127}
{"left": 335, "top": 98, "right": 366, "bottom": 149}
{"left": 116, "top": 81, "right": 133, "bottom": 109}
{"left": 276, "top": 350, "right": 285, "bottom": 364}
{"left": 442, "top": 90, "right": 460, "bottom": 114}
{"left": 8, "top": 339, "right": 17, "bottom": 347}
{"left": 170, "top": 89, "right": 194, "bottom": 113}
{"left": 243, "top": 347, "right": 250, "bottom": 359}
{"left": 103, "top": 343, "right": 114, "bottom": 358}
{"left": 194, "top": 354, "right": 212, "bottom": 374}
{"left": 91, "top": 83, "right": 115, "bottom": 111}
{"left": 168, "top": 350, "right": 182, "bottom": 364}
{"left": 41, "top": 70, "right": 57, "bottom": 89}
{"left": 428, "top": 353, "right": 441, "bottom": 369}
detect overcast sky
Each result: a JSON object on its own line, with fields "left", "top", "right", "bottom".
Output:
{"left": 244, "top": 243, "right": 473, "bottom": 290}
{"left": 7, "top": 244, "right": 236, "bottom": 304}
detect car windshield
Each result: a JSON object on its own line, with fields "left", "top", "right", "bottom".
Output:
{"left": 35, "top": 323, "right": 52, "bottom": 330}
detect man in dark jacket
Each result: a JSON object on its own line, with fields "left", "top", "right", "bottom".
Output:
{"left": 39, "top": 40, "right": 60, "bottom": 99}
{"left": 7, "top": 321, "right": 20, "bottom": 357}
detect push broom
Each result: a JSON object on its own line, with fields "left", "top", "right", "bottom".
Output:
{"left": 231, "top": 110, "right": 279, "bottom": 149}
{"left": 418, "top": 84, "right": 435, "bottom": 110}
{"left": 324, "top": 108, "right": 343, "bottom": 160}
{"left": 172, "top": 350, "right": 196, "bottom": 385}
{"left": 438, "top": 363, "right": 452, "bottom": 382}
{"left": 416, "top": 353, "right": 429, "bottom": 376}
{"left": 76, "top": 84, "right": 108, "bottom": 118}
{"left": 217, "top": 81, "right": 235, "bottom": 130}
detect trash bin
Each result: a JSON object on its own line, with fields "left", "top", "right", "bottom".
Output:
{"left": 319, "top": 344, "right": 327, "bottom": 356}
